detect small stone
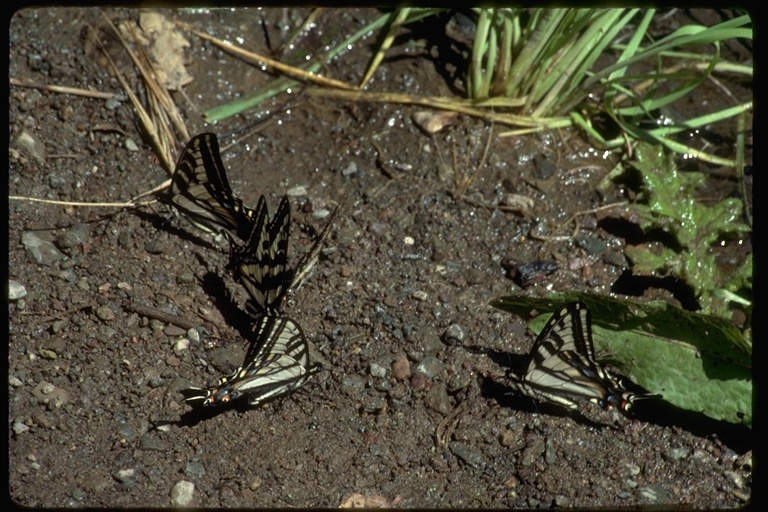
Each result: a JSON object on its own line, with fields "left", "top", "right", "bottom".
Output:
{"left": 144, "top": 239, "right": 166, "bottom": 255}
{"left": 369, "top": 362, "right": 387, "bottom": 378}
{"left": 424, "top": 381, "right": 450, "bottom": 414}
{"left": 340, "top": 161, "right": 358, "bottom": 177}
{"left": 170, "top": 481, "right": 195, "bottom": 506}
{"left": 13, "top": 421, "right": 30, "bottom": 435}
{"left": 124, "top": 138, "right": 139, "bottom": 151}
{"left": 442, "top": 324, "right": 465, "bottom": 345}
{"left": 21, "top": 231, "right": 65, "bottom": 266}
{"left": 415, "top": 356, "right": 445, "bottom": 379}
{"left": 391, "top": 354, "right": 411, "bottom": 381}
{"left": 450, "top": 442, "right": 486, "bottom": 469}
{"left": 286, "top": 185, "right": 307, "bottom": 197}
{"left": 9, "top": 280, "right": 27, "bottom": 300}
{"left": 184, "top": 461, "right": 206, "bottom": 479}
{"left": 113, "top": 468, "right": 135, "bottom": 483}
{"left": 95, "top": 306, "right": 115, "bottom": 322}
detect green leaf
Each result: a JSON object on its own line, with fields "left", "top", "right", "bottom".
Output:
{"left": 490, "top": 293, "right": 752, "bottom": 427}
{"left": 621, "top": 142, "right": 751, "bottom": 316}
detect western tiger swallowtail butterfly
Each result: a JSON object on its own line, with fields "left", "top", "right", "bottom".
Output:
{"left": 226, "top": 194, "right": 292, "bottom": 317}
{"left": 507, "top": 302, "right": 660, "bottom": 412}
{"left": 181, "top": 314, "right": 319, "bottom": 407}
{"left": 162, "top": 133, "right": 257, "bottom": 240}
{"left": 228, "top": 192, "right": 346, "bottom": 317}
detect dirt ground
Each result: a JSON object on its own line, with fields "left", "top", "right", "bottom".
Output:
{"left": 9, "top": 7, "right": 752, "bottom": 508}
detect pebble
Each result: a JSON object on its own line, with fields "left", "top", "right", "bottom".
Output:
{"left": 95, "top": 306, "right": 115, "bottom": 322}
{"left": 9, "top": 280, "right": 27, "bottom": 300}
{"left": 144, "top": 239, "right": 166, "bottom": 255}
{"left": 184, "top": 461, "right": 206, "bottom": 479}
{"left": 15, "top": 130, "right": 46, "bottom": 164}
{"left": 442, "top": 323, "right": 465, "bottom": 345}
{"left": 424, "top": 381, "right": 450, "bottom": 414}
{"left": 341, "top": 161, "right": 358, "bottom": 177}
{"left": 13, "top": 420, "right": 30, "bottom": 435}
{"left": 21, "top": 231, "right": 65, "bottom": 266}
{"left": 450, "top": 442, "right": 485, "bottom": 469}
{"left": 56, "top": 224, "right": 87, "bottom": 250}
{"left": 173, "top": 338, "right": 190, "bottom": 354}
{"left": 170, "top": 481, "right": 195, "bottom": 506}
{"left": 369, "top": 362, "right": 387, "bottom": 378}
{"left": 286, "top": 185, "right": 307, "bottom": 197}
{"left": 112, "top": 468, "right": 135, "bottom": 484}
{"left": 391, "top": 354, "right": 411, "bottom": 381}
{"left": 415, "top": 356, "right": 445, "bottom": 379}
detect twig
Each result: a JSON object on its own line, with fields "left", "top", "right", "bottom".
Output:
{"left": 9, "top": 195, "right": 154, "bottom": 208}
{"left": 9, "top": 78, "right": 124, "bottom": 100}
{"left": 123, "top": 302, "right": 201, "bottom": 331}
{"left": 530, "top": 201, "right": 628, "bottom": 243}
{"left": 182, "top": 23, "right": 358, "bottom": 91}
{"left": 21, "top": 302, "right": 97, "bottom": 325}
{"left": 434, "top": 401, "right": 468, "bottom": 448}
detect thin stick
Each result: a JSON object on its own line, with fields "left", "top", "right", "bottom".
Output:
{"left": 530, "top": 201, "right": 628, "bottom": 243}
{"left": 183, "top": 24, "right": 358, "bottom": 91}
{"left": 9, "top": 78, "right": 123, "bottom": 100}
{"left": 123, "top": 303, "right": 201, "bottom": 331}
{"left": 9, "top": 195, "right": 155, "bottom": 208}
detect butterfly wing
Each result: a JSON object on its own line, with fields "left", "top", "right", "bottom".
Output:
{"left": 507, "top": 302, "right": 661, "bottom": 412}
{"left": 164, "top": 133, "right": 256, "bottom": 239}
{"left": 508, "top": 303, "right": 609, "bottom": 409}
{"left": 183, "top": 315, "right": 318, "bottom": 407}
{"left": 231, "top": 195, "right": 293, "bottom": 316}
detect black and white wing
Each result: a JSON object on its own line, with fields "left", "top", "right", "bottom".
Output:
{"left": 163, "top": 133, "right": 256, "bottom": 240}
{"left": 228, "top": 195, "right": 292, "bottom": 317}
{"left": 507, "top": 302, "right": 660, "bottom": 412}
{"left": 181, "top": 315, "right": 319, "bottom": 407}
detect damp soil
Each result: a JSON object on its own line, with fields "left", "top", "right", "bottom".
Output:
{"left": 8, "top": 7, "right": 752, "bottom": 508}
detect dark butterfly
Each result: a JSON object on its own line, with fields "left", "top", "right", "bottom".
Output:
{"left": 227, "top": 194, "right": 292, "bottom": 317}
{"left": 162, "top": 132, "right": 257, "bottom": 240}
{"left": 181, "top": 314, "right": 319, "bottom": 407}
{"left": 228, "top": 193, "right": 346, "bottom": 317}
{"left": 507, "top": 302, "right": 661, "bottom": 412}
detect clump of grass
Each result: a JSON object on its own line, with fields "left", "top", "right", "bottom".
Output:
{"left": 467, "top": 8, "right": 752, "bottom": 164}
{"left": 197, "top": 8, "right": 750, "bottom": 168}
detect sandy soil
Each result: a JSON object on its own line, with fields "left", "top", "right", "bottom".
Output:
{"left": 9, "top": 7, "right": 752, "bottom": 508}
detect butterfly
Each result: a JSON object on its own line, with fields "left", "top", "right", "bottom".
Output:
{"left": 228, "top": 192, "right": 347, "bottom": 317}
{"left": 226, "top": 194, "right": 293, "bottom": 317}
{"left": 181, "top": 314, "right": 320, "bottom": 407}
{"left": 506, "top": 302, "right": 661, "bottom": 412}
{"left": 162, "top": 132, "right": 257, "bottom": 240}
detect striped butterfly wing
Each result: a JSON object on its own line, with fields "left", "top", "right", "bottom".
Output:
{"left": 165, "top": 133, "right": 256, "bottom": 240}
{"left": 507, "top": 302, "right": 660, "bottom": 412}
{"left": 182, "top": 315, "right": 319, "bottom": 407}
{"left": 230, "top": 195, "right": 293, "bottom": 317}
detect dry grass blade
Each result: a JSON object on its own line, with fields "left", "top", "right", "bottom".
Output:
{"left": 9, "top": 78, "right": 123, "bottom": 100}
{"left": 305, "top": 87, "right": 562, "bottom": 130}
{"left": 182, "top": 23, "right": 357, "bottom": 91}
{"left": 359, "top": 8, "right": 411, "bottom": 89}
{"left": 97, "top": 12, "right": 187, "bottom": 172}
